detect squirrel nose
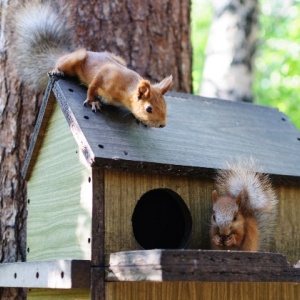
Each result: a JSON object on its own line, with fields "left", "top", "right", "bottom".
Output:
{"left": 159, "top": 124, "right": 165, "bottom": 128}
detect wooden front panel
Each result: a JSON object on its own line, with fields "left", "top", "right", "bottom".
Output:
{"left": 103, "top": 170, "right": 300, "bottom": 265}
{"left": 106, "top": 282, "right": 300, "bottom": 300}
{"left": 275, "top": 184, "right": 300, "bottom": 264}
{"left": 104, "top": 169, "right": 214, "bottom": 261}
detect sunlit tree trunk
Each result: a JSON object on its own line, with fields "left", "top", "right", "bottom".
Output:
{"left": 0, "top": 0, "right": 191, "bottom": 298}
{"left": 200, "top": 0, "right": 258, "bottom": 102}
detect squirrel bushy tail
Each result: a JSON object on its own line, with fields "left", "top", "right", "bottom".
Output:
{"left": 215, "top": 157, "right": 278, "bottom": 251}
{"left": 7, "top": 0, "right": 75, "bottom": 91}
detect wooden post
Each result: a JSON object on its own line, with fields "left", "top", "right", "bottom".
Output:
{"left": 91, "top": 168, "right": 105, "bottom": 299}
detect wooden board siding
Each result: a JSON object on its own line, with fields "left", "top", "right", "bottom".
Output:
{"left": 102, "top": 169, "right": 300, "bottom": 264}
{"left": 27, "top": 289, "right": 90, "bottom": 299}
{"left": 274, "top": 184, "right": 300, "bottom": 264}
{"left": 0, "top": 260, "right": 90, "bottom": 288}
{"left": 106, "top": 282, "right": 300, "bottom": 300}
{"left": 103, "top": 169, "right": 215, "bottom": 261}
{"left": 27, "top": 102, "right": 92, "bottom": 261}
{"left": 33, "top": 282, "right": 299, "bottom": 300}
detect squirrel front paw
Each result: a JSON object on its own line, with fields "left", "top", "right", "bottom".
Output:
{"left": 212, "top": 235, "right": 223, "bottom": 246}
{"left": 48, "top": 69, "right": 65, "bottom": 77}
{"left": 83, "top": 99, "right": 102, "bottom": 112}
{"left": 224, "top": 234, "right": 236, "bottom": 247}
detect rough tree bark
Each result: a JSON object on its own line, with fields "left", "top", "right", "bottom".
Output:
{"left": 70, "top": 0, "right": 192, "bottom": 92}
{"left": 0, "top": 0, "right": 191, "bottom": 298}
{"left": 0, "top": 1, "right": 38, "bottom": 298}
{"left": 200, "top": 0, "right": 258, "bottom": 102}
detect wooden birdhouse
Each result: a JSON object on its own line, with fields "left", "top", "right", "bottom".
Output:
{"left": 1, "top": 77, "right": 300, "bottom": 299}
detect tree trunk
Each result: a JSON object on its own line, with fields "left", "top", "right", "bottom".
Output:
{"left": 200, "top": 0, "right": 258, "bottom": 102}
{"left": 0, "top": 0, "right": 191, "bottom": 298}
{"left": 69, "top": 0, "right": 192, "bottom": 92}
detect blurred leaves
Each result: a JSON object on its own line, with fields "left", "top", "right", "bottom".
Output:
{"left": 191, "top": 0, "right": 213, "bottom": 94}
{"left": 192, "top": 0, "right": 300, "bottom": 130}
{"left": 254, "top": 0, "right": 300, "bottom": 130}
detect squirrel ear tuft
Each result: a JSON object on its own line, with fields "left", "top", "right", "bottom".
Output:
{"left": 154, "top": 75, "right": 173, "bottom": 95}
{"left": 212, "top": 190, "right": 218, "bottom": 203}
{"left": 138, "top": 80, "right": 151, "bottom": 100}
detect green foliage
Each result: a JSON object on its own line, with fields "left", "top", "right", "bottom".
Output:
{"left": 254, "top": 0, "right": 300, "bottom": 130}
{"left": 192, "top": 0, "right": 300, "bottom": 130}
{"left": 191, "top": 0, "right": 213, "bottom": 94}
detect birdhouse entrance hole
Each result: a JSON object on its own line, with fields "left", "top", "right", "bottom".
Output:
{"left": 131, "top": 189, "right": 192, "bottom": 249}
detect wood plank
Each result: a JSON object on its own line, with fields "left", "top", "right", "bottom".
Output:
{"left": 104, "top": 170, "right": 214, "bottom": 264}
{"left": 27, "top": 102, "right": 92, "bottom": 261}
{"left": 91, "top": 168, "right": 106, "bottom": 300}
{"left": 91, "top": 168, "right": 105, "bottom": 266}
{"left": 107, "top": 250, "right": 300, "bottom": 282}
{"left": 50, "top": 78, "right": 300, "bottom": 181}
{"left": 274, "top": 184, "right": 300, "bottom": 264}
{"left": 27, "top": 288, "right": 90, "bottom": 299}
{"left": 22, "top": 77, "right": 57, "bottom": 180}
{"left": 0, "top": 260, "right": 90, "bottom": 288}
{"left": 106, "top": 282, "right": 300, "bottom": 300}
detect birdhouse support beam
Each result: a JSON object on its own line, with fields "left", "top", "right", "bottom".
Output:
{"left": 0, "top": 260, "right": 91, "bottom": 289}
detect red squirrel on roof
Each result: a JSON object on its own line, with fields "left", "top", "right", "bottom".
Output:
{"left": 8, "top": 1, "right": 172, "bottom": 128}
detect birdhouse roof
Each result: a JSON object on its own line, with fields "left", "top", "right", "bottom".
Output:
{"left": 23, "top": 77, "right": 300, "bottom": 183}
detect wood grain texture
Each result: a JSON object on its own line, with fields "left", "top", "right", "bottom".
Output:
{"left": 274, "top": 184, "right": 300, "bottom": 264}
{"left": 106, "top": 282, "right": 300, "bottom": 300}
{"left": 27, "top": 102, "right": 92, "bottom": 261}
{"left": 91, "top": 267, "right": 105, "bottom": 300}
{"left": 91, "top": 168, "right": 106, "bottom": 300}
{"left": 103, "top": 169, "right": 214, "bottom": 263}
{"left": 91, "top": 168, "right": 105, "bottom": 266}
{"left": 27, "top": 288, "right": 90, "bottom": 299}
{"left": 0, "top": 260, "right": 90, "bottom": 288}
{"left": 46, "top": 78, "right": 300, "bottom": 181}
{"left": 107, "top": 250, "right": 300, "bottom": 282}
{"left": 103, "top": 170, "right": 300, "bottom": 264}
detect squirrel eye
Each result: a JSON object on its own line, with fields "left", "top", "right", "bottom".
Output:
{"left": 213, "top": 214, "right": 216, "bottom": 222}
{"left": 146, "top": 106, "right": 153, "bottom": 114}
{"left": 233, "top": 214, "right": 238, "bottom": 221}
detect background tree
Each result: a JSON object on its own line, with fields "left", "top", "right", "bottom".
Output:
{"left": 0, "top": 0, "right": 191, "bottom": 298}
{"left": 192, "top": 0, "right": 300, "bottom": 129}
{"left": 254, "top": 0, "right": 300, "bottom": 130}
{"left": 199, "top": 0, "right": 259, "bottom": 102}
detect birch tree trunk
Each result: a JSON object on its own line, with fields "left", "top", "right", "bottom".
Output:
{"left": 0, "top": 0, "right": 191, "bottom": 298}
{"left": 200, "top": 0, "right": 258, "bottom": 102}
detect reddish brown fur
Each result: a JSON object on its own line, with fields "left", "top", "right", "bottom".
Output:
{"left": 51, "top": 49, "right": 172, "bottom": 128}
{"left": 209, "top": 158, "right": 277, "bottom": 252}
{"left": 210, "top": 192, "right": 260, "bottom": 251}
